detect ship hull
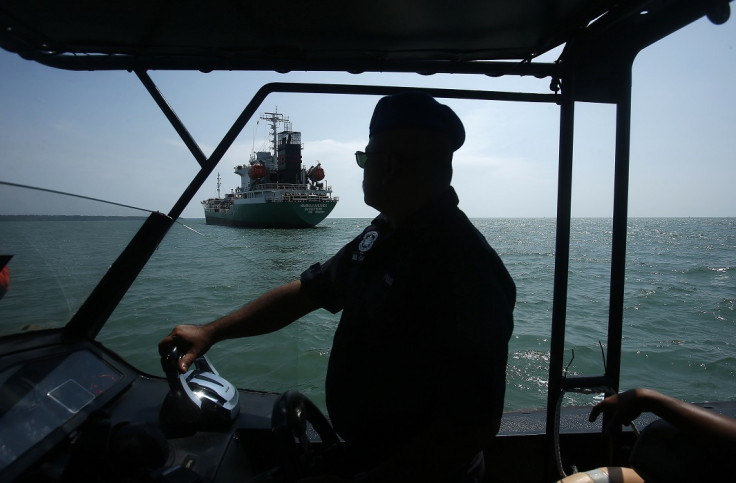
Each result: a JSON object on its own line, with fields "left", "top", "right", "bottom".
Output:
{"left": 204, "top": 199, "right": 336, "bottom": 228}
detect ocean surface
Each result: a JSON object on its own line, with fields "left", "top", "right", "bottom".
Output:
{"left": 1, "top": 217, "right": 734, "bottom": 412}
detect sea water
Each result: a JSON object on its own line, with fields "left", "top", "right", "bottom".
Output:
{"left": 1, "top": 217, "right": 734, "bottom": 412}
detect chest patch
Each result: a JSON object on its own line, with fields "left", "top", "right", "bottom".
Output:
{"left": 358, "top": 230, "right": 379, "bottom": 253}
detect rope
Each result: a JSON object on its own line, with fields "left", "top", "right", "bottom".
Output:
{"left": 0, "top": 180, "right": 153, "bottom": 213}
{"left": 2, "top": 180, "right": 264, "bottom": 266}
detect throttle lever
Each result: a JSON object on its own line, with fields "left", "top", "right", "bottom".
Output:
{"left": 161, "top": 346, "right": 182, "bottom": 387}
{"left": 159, "top": 346, "right": 240, "bottom": 431}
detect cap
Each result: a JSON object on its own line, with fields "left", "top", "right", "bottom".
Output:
{"left": 369, "top": 92, "right": 465, "bottom": 151}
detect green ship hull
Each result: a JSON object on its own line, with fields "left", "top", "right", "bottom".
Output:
{"left": 204, "top": 199, "right": 337, "bottom": 228}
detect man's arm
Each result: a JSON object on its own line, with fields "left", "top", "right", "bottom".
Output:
{"left": 159, "top": 280, "right": 320, "bottom": 372}
{"left": 590, "top": 388, "right": 736, "bottom": 450}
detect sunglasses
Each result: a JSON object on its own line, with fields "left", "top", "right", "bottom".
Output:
{"left": 354, "top": 151, "right": 368, "bottom": 168}
{"left": 355, "top": 150, "right": 386, "bottom": 168}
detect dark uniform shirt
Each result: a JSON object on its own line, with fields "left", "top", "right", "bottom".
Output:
{"left": 300, "top": 187, "right": 515, "bottom": 469}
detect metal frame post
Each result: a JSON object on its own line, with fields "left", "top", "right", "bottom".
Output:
{"left": 545, "top": 75, "right": 575, "bottom": 476}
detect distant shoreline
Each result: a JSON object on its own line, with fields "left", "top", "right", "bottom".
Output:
{"left": 0, "top": 215, "right": 149, "bottom": 221}
{"left": 0, "top": 215, "right": 733, "bottom": 222}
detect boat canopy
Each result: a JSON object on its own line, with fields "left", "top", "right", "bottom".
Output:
{"left": 0, "top": 0, "right": 730, "bottom": 101}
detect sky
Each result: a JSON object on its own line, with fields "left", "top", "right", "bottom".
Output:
{"left": 0, "top": 15, "right": 734, "bottom": 219}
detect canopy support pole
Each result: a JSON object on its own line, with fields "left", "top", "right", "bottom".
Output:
{"left": 602, "top": 60, "right": 634, "bottom": 416}
{"left": 545, "top": 74, "right": 575, "bottom": 478}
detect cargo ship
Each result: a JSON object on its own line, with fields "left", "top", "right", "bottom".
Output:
{"left": 202, "top": 111, "right": 338, "bottom": 228}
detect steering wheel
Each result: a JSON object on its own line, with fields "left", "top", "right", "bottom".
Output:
{"left": 271, "top": 391, "right": 341, "bottom": 481}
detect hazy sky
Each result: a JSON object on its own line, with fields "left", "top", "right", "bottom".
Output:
{"left": 1, "top": 15, "right": 734, "bottom": 219}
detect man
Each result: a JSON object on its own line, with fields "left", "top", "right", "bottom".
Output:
{"left": 160, "top": 92, "right": 515, "bottom": 481}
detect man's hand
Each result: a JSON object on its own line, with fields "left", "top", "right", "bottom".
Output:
{"left": 158, "top": 324, "right": 214, "bottom": 373}
{"left": 589, "top": 388, "right": 653, "bottom": 428}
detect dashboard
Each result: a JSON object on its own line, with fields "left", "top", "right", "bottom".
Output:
{"left": 0, "top": 340, "right": 280, "bottom": 482}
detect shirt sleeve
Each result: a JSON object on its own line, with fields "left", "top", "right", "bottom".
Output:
{"left": 300, "top": 217, "right": 388, "bottom": 315}
{"left": 300, "top": 246, "right": 350, "bottom": 314}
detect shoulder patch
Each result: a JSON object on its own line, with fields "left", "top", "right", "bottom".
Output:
{"left": 358, "top": 230, "right": 379, "bottom": 253}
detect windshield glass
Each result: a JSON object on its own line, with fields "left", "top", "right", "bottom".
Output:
{"left": 0, "top": 195, "right": 145, "bottom": 335}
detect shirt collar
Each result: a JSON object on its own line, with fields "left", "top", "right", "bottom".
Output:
{"left": 370, "top": 187, "right": 459, "bottom": 234}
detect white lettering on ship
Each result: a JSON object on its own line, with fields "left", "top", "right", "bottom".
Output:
{"left": 299, "top": 203, "right": 329, "bottom": 214}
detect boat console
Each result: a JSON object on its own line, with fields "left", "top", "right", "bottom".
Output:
{"left": 0, "top": 337, "right": 336, "bottom": 482}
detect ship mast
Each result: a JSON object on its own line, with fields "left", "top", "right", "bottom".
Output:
{"left": 216, "top": 172, "right": 221, "bottom": 198}
{"left": 260, "top": 111, "right": 287, "bottom": 162}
